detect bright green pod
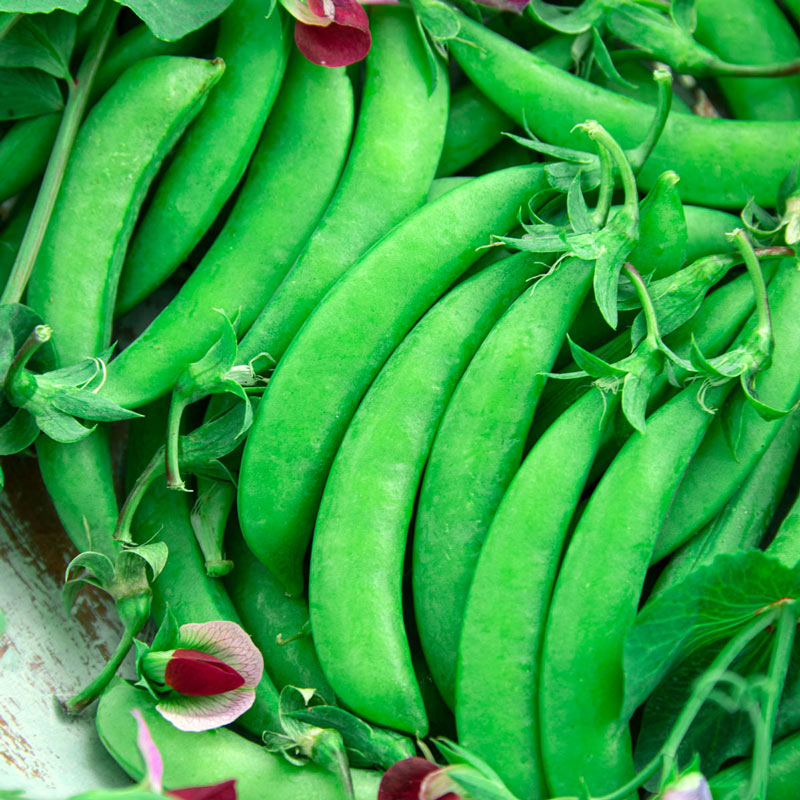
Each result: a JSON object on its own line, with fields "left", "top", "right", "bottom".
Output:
{"left": 448, "top": 12, "right": 800, "bottom": 208}
{"left": 767, "top": 484, "right": 800, "bottom": 567}
{"left": 694, "top": 0, "right": 800, "bottom": 121}
{"left": 97, "top": 680, "right": 380, "bottom": 800}
{"left": 103, "top": 53, "right": 353, "bottom": 409}
{"left": 235, "top": 5, "right": 448, "bottom": 368}
{"left": 238, "top": 164, "right": 549, "bottom": 598}
{"left": 413, "top": 257, "right": 593, "bottom": 708}
{"left": 682, "top": 205, "right": 739, "bottom": 264}
{"left": 0, "top": 22, "right": 212, "bottom": 205}
{"left": 653, "top": 411, "right": 800, "bottom": 597}
{"left": 310, "top": 250, "right": 546, "bottom": 735}
{"left": 0, "top": 191, "right": 33, "bottom": 291}
{"left": 116, "top": 1, "right": 290, "bottom": 313}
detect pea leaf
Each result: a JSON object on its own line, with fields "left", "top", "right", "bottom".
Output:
{"left": 527, "top": 0, "right": 608, "bottom": 34}
{"left": 622, "top": 550, "right": 800, "bottom": 720}
{"left": 670, "top": 0, "right": 697, "bottom": 34}
{"left": 0, "top": 10, "right": 76, "bottom": 78}
{"left": 0, "top": 408, "right": 38, "bottom": 454}
{"left": 116, "top": 0, "right": 233, "bottom": 41}
{"left": 0, "top": 65, "right": 62, "bottom": 119}
{"left": 0, "top": 1, "right": 87, "bottom": 11}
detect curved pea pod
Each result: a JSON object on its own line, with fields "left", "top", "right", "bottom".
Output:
{"left": 683, "top": 205, "right": 739, "bottom": 263}
{"left": 102, "top": 53, "right": 353, "bottom": 409}
{"left": 116, "top": 2, "right": 290, "bottom": 313}
{"left": 653, "top": 262, "right": 800, "bottom": 562}
{"left": 652, "top": 410, "right": 800, "bottom": 597}
{"left": 448, "top": 12, "right": 800, "bottom": 208}
{"left": 309, "top": 250, "right": 547, "bottom": 736}
{"left": 27, "top": 55, "right": 222, "bottom": 561}
{"left": 0, "top": 22, "right": 212, "bottom": 205}
{"left": 97, "top": 680, "right": 381, "bottom": 800}
{"left": 238, "top": 163, "right": 550, "bottom": 598}
{"left": 694, "top": 0, "right": 800, "bottom": 121}
{"left": 234, "top": 5, "right": 448, "bottom": 368}
{"left": 224, "top": 524, "right": 337, "bottom": 704}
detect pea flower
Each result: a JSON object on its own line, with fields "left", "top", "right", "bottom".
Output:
{"left": 135, "top": 616, "right": 263, "bottom": 732}
{"left": 133, "top": 709, "right": 237, "bottom": 800}
{"left": 660, "top": 772, "right": 712, "bottom": 800}
{"left": 378, "top": 758, "right": 461, "bottom": 800}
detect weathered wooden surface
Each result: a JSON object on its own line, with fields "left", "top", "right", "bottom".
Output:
{"left": 0, "top": 454, "right": 131, "bottom": 796}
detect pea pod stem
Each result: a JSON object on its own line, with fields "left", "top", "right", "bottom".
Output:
{"left": 5, "top": 324, "right": 52, "bottom": 389}
{"left": 730, "top": 228, "right": 773, "bottom": 353}
{"left": 166, "top": 395, "right": 191, "bottom": 491}
{"left": 0, "top": 0, "right": 119, "bottom": 306}
{"left": 621, "top": 264, "right": 660, "bottom": 347}
{"left": 115, "top": 446, "right": 166, "bottom": 544}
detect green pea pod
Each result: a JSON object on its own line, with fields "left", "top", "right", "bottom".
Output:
{"left": 234, "top": 5, "right": 448, "bottom": 368}
{"left": 310, "top": 250, "right": 548, "bottom": 736}
{"left": 413, "top": 257, "right": 593, "bottom": 709}
{"left": 447, "top": 12, "right": 800, "bottom": 208}
{"left": 628, "top": 170, "right": 687, "bottom": 279}
{"left": 96, "top": 680, "right": 381, "bottom": 800}
{"left": 682, "top": 205, "right": 739, "bottom": 263}
{"left": 124, "top": 402, "right": 281, "bottom": 737}
{"left": 653, "top": 262, "right": 800, "bottom": 562}
{"left": 238, "top": 163, "right": 549, "bottom": 598}
{"left": 539, "top": 266, "right": 800, "bottom": 798}
{"left": 27, "top": 56, "right": 222, "bottom": 563}
{"left": 693, "top": 0, "right": 800, "bottom": 121}
{"left": 0, "top": 191, "right": 33, "bottom": 290}
{"left": 455, "top": 266, "right": 765, "bottom": 800}
{"left": 767, "top": 487, "right": 800, "bottom": 567}
{"left": 224, "top": 524, "right": 337, "bottom": 705}
{"left": 115, "top": 1, "right": 290, "bottom": 313}
{"left": 0, "top": 22, "right": 212, "bottom": 205}
{"left": 652, "top": 410, "right": 800, "bottom": 597}
{"left": 710, "top": 730, "right": 800, "bottom": 800}
{"left": 102, "top": 53, "right": 353, "bottom": 409}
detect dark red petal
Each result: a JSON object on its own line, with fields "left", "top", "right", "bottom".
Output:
{"left": 165, "top": 648, "right": 245, "bottom": 696}
{"left": 378, "top": 758, "right": 460, "bottom": 800}
{"left": 168, "top": 779, "right": 237, "bottom": 800}
{"left": 307, "top": 0, "right": 370, "bottom": 27}
{"left": 474, "top": 0, "right": 529, "bottom": 11}
{"left": 295, "top": 19, "right": 371, "bottom": 67}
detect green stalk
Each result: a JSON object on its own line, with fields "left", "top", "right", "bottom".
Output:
{"left": 165, "top": 394, "right": 191, "bottom": 491}
{"left": 5, "top": 324, "right": 51, "bottom": 386}
{"left": 730, "top": 228, "right": 772, "bottom": 353}
{"left": 622, "top": 263, "right": 660, "bottom": 347}
{"left": 115, "top": 446, "right": 166, "bottom": 544}
{"left": 0, "top": 1, "right": 119, "bottom": 305}
{"left": 749, "top": 602, "right": 797, "bottom": 800}
{"left": 627, "top": 68, "right": 672, "bottom": 173}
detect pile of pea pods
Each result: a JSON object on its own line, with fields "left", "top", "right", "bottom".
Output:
{"left": 4, "top": 0, "right": 800, "bottom": 798}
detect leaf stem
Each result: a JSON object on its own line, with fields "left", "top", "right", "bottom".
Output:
{"left": 748, "top": 601, "right": 797, "bottom": 800}
{"left": 730, "top": 229, "right": 772, "bottom": 351}
{"left": 626, "top": 69, "right": 672, "bottom": 173}
{"left": 165, "top": 394, "right": 191, "bottom": 491}
{"left": 5, "top": 324, "right": 51, "bottom": 388}
{"left": 621, "top": 263, "right": 660, "bottom": 347}
{"left": 61, "top": 623, "right": 135, "bottom": 715}
{"left": 0, "top": 0, "right": 119, "bottom": 306}
{"left": 115, "top": 446, "right": 166, "bottom": 545}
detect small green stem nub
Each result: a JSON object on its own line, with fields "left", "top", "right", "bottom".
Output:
{"left": 5, "top": 324, "right": 51, "bottom": 389}
{"left": 61, "top": 624, "right": 136, "bottom": 715}
{"left": 0, "top": 1, "right": 119, "bottom": 305}
{"left": 165, "top": 394, "right": 191, "bottom": 491}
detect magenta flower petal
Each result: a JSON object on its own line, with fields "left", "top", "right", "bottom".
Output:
{"left": 132, "top": 709, "right": 163, "bottom": 793}
{"left": 177, "top": 621, "right": 263, "bottom": 688}
{"left": 156, "top": 688, "right": 256, "bottom": 732}
{"left": 168, "top": 779, "right": 237, "bottom": 800}
{"left": 295, "top": 20, "right": 371, "bottom": 67}
{"left": 379, "top": 758, "right": 460, "bottom": 800}
{"left": 165, "top": 649, "right": 245, "bottom": 696}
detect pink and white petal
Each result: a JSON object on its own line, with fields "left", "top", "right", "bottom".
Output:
{"left": 309, "top": 0, "right": 369, "bottom": 30}
{"left": 178, "top": 622, "right": 263, "bottom": 688}
{"left": 156, "top": 689, "right": 256, "bottom": 732}
{"left": 279, "top": 0, "right": 333, "bottom": 26}
{"left": 474, "top": 0, "right": 529, "bottom": 11}
{"left": 295, "top": 20, "right": 372, "bottom": 67}
{"left": 132, "top": 709, "right": 164, "bottom": 793}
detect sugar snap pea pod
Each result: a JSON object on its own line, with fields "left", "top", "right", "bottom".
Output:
{"left": 102, "top": 54, "right": 353, "bottom": 409}
{"left": 539, "top": 266, "right": 800, "bottom": 797}
{"left": 0, "top": 23, "right": 212, "bottom": 205}
{"left": 456, "top": 265, "right": 763, "bottom": 800}
{"left": 427, "top": 176, "right": 471, "bottom": 202}
{"left": 224, "top": 524, "right": 337, "bottom": 704}
{"left": 447, "top": 12, "right": 800, "bottom": 208}
{"left": 694, "top": 0, "right": 800, "bottom": 121}
{"left": 124, "top": 404, "right": 281, "bottom": 737}
{"left": 652, "top": 266, "right": 800, "bottom": 562}
{"left": 436, "top": 34, "right": 573, "bottom": 178}
{"left": 238, "top": 163, "right": 549, "bottom": 598}
{"left": 767, "top": 487, "right": 800, "bottom": 567}
{"left": 652, "top": 411, "right": 800, "bottom": 598}
{"left": 97, "top": 680, "right": 381, "bottom": 800}
{"left": 115, "top": 2, "right": 290, "bottom": 314}
{"left": 413, "top": 256, "right": 594, "bottom": 708}
{"left": 683, "top": 205, "right": 739, "bottom": 263}
{"left": 310, "top": 250, "right": 547, "bottom": 736}
{"left": 233, "top": 6, "right": 448, "bottom": 368}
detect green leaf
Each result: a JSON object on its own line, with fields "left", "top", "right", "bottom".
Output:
{"left": 527, "top": 0, "right": 607, "bottom": 34}
{"left": 0, "top": 10, "right": 76, "bottom": 78}
{"left": 122, "top": 541, "right": 169, "bottom": 581}
{"left": 670, "top": 0, "right": 696, "bottom": 33}
{"left": 590, "top": 25, "right": 635, "bottom": 89}
{"left": 151, "top": 605, "right": 180, "bottom": 651}
{"left": 411, "top": 0, "right": 461, "bottom": 41}
{"left": 568, "top": 336, "right": 627, "bottom": 379}
{"left": 0, "top": 65, "right": 62, "bottom": 119}
{"left": 32, "top": 404, "right": 94, "bottom": 442}
{"left": 179, "top": 399, "right": 255, "bottom": 470}
{"left": 0, "top": 302, "right": 52, "bottom": 380}
{"left": 115, "top": 0, "right": 233, "bottom": 41}
{"left": 0, "top": 2, "right": 87, "bottom": 11}
{"left": 620, "top": 347, "right": 662, "bottom": 433}
{"left": 566, "top": 172, "right": 595, "bottom": 235}
{"left": 61, "top": 576, "right": 96, "bottom": 616}
{"left": 0, "top": 408, "right": 38, "bottom": 454}
{"left": 622, "top": 550, "right": 800, "bottom": 719}
{"left": 741, "top": 375, "right": 796, "bottom": 422}
{"left": 64, "top": 550, "right": 116, "bottom": 587}
{"left": 51, "top": 385, "right": 142, "bottom": 422}
{"left": 592, "top": 206, "right": 638, "bottom": 329}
